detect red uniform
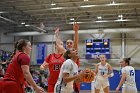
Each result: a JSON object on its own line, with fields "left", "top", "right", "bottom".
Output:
{"left": 0, "top": 52, "right": 30, "bottom": 93}
{"left": 73, "top": 58, "right": 80, "bottom": 93}
{"left": 45, "top": 53, "right": 65, "bottom": 92}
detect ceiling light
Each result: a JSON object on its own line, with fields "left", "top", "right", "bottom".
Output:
{"left": 95, "top": 20, "right": 108, "bottom": 23}
{"left": 50, "top": 7, "right": 63, "bottom": 10}
{"left": 51, "top": 3, "right": 56, "bottom": 6}
{"left": 97, "top": 16, "right": 102, "bottom": 19}
{"left": 70, "top": 18, "right": 75, "bottom": 21}
{"left": 106, "top": 2, "right": 124, "bottom": 6}
{"left": 5, "top": 32, "right": 45, "bottom": 36}
{"left": 21, "top": 22, "right": 25, "bottom": 25}
{"left": 25, "top": 24, "right": 30, "bottom": 27}
{"left": 84, "top": 0, "right": 88, "bottom": 1}
{"left": 80, "top": 5, "right": 96, "bottom": 8}
{"left": 114, "top": 19, "right": 130, "bottom": 22}
{"left": 68, "top": 22, "right": 84, "bottom": 24}
{"left": 0, "top": 11, "right": 4, "bottom": 14}
{"left": 118, "top": 14, "right": 123, "bottom": 18}
{"left": 112, "top": 0, "right": 115, "bottom": 4}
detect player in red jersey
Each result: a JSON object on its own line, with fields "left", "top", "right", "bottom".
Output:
{"left": 40, "top": 41, "right": 65, "bottom": 93}
{"left": 55, "top": 22, "right": 80, "bottom": 93}
{"left": 0, "top": 39, "right": 44, "bottom": 93}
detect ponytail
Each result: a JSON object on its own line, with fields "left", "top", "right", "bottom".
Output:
{"left": 7, "top": 41, "right": 18, "bottom": 63}
{"left": 7, "top": 39, "right": 30, "bottom": 63}
{"left": 123, "top": 58, "right": 131, "bottom": 65}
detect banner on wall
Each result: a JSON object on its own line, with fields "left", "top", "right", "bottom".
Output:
{"left": 36, "top": 43, "right": 46, "bottom": 64}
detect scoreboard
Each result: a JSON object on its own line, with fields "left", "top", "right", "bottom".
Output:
{"left": 86, "top": 39, "right": 110, "bottom": 59}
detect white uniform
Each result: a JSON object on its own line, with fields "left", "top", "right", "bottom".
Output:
{"left": 121, "top": 66, "right": 137, "bottom": 93}
{"left": 54, "top": 59, "right": 78, "bottom": 93}
{"left": 95, "top": 62, "right": 110, "bottom": 89}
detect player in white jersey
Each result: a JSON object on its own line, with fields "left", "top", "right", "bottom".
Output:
{"left": 54, "top": 48, "right": 86, "bottom": 93}
{"left": 94, "top": 55, "right": 114, "bottom": 93}
{"left": 116, "top": 58, "right": 137, "bottom": 93}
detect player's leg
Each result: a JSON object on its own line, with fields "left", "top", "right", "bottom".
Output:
{"left": 102, "top": 80, "right": 109, "bottom": 93}
{"left": 94, "top": 80, "right": 101, "bottom": 93}
{"left": 103, "top": 86, "right": 109, "bottom": 93}
{"left": 95, "top": 88, "right": 100, "bottom": 93}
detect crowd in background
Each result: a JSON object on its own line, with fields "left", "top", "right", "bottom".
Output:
{"left": 0, "top": 61, "right": 49, "bottom": 92}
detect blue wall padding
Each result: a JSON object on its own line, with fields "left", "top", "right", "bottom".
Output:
{"left": 80, "top": 70, "right": 140, "bottom": 91}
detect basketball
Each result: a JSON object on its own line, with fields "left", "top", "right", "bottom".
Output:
{"left": 81, "top": 68, "right": 96, "bottom": 83}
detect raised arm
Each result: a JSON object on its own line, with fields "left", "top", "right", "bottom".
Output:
{"left": 73, "top": 22, "right": 79, "bottom": 50}
{"left": 55, "top": 28, "right": 66, "bottom": 54}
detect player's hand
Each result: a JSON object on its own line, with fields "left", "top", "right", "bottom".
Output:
{"left": 35, "top": 86, "right": 45, "bottom": 93}
{"left": 73, "top": 22, "right": 79, "bottom": 31}
{"left": 54, "top": 27, "right": 60, "bottom": 34}
{"left": 115, "top": 87, "right": 120, "bottom": 92}
{"left": 54, "top": 27, "right": 60, "bottom": 38}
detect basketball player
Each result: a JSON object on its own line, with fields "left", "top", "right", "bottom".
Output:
{"left": 54, "top": 48, "right": 86, "bottom": 93}
{"left": 55, "top": 23, "right": 80, "bottom": 93}
{"left": 0, "top": 39, "right": 44, "bottom": 93}
{"left": 40, "top": 42, "right": 65, "bottom": 93}
{"left": 116, "top": 58, "right": 137, "bottom": 93}
{"left": 94, "top": 55, "right": 114, "bottom": 93}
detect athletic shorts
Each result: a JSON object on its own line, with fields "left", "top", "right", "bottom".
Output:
{"left": 122, "top": 84, "right": 137, "bottom": 93}
{"left": 94, "top": 78, "right": 109, "bottom": 89}
{"left": 48, "top": 84, "right": 55, "bottom": 93}
{"left": 54, "top": 84, "right": 74, "bottom": 93}
{"left": 0, "top": 79, "right": 24, "bottom": 93}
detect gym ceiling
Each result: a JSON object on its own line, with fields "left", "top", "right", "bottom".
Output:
{"left": 0, "top": 0, "right": 140, "bottom": 34}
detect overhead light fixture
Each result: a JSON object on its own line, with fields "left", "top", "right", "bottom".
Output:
{"left": 68, "top": 22, "right": 85, "bottom": 24}
{"left": 95, "top": 20, "right": 108, "bottom": 23}
{"left": 112, "top": 0, "right": 115, "bottom": 4}
{"left": 84, "top": 0, "right": 88, "bottom": 1}
{"left": 97, "top": 16, "right": 102, "bottom": 19}
{"left": 70, "top": 18, "right": 75, "bottom": 21}
{"left": 118, "top": 14, "right": 123, "bottom": 18}
{"left": 51, "top": 3, "right": 56, "bottom": 6}
{"left": 106, "top": 0, "right": 125, "bottom": 6}
{"left": 25, "top": 24, "right": 30, "bottom": 27}
{"left": 80, "top": 5, "right": 96, "bottom": 8}
{"left": 5, "top": 31, "right": 45, "bottom": 36}
{"left": 50, "top": 7, "right": 63, "bottom": 10}
{"left": 114, "top": 19, "right": 130, "bottom": 22}
{"left": 118, "top": 14, "right": 123, "bottom": 20}
{"left": 0, "top": 11, "right": 5, "bottom": 14}
{"left": 21, "top": 22, "right": 25, "bottom": 25}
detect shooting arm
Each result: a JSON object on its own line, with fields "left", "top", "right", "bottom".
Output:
{"left": 73, "top": 23, "right": 79, "bottom": 50}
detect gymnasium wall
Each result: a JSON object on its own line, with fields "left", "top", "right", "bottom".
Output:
{"left": 1, "top": 32, "right": 140, "bottom": 67}
{"left": 0, "top": 31, "right": 140, "bottom": 91}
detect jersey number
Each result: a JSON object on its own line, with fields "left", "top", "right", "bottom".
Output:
{"left": 130, "top": 70, "right": 134, "bottom": 76}
{"left": 54, "top": 64, "right": 60, "bottom": 71}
